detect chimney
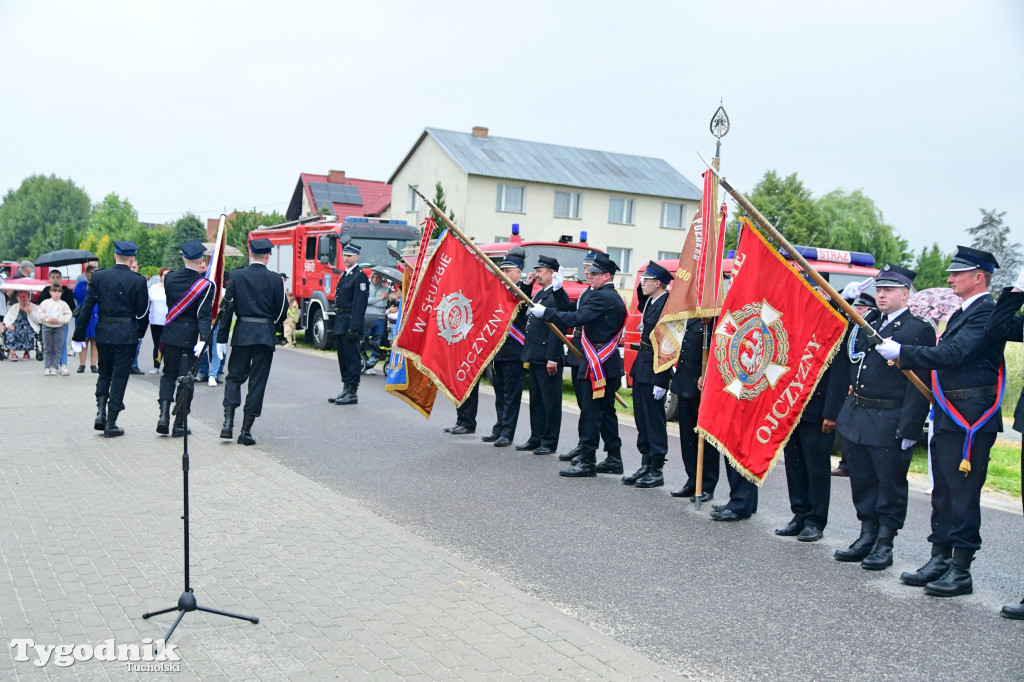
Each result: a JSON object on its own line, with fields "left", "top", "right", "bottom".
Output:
{"left": 472, "top": 126, "right": 489, "bottom": 138}
{"left": 328, "top": 170, "right": 346, "bottom": 183}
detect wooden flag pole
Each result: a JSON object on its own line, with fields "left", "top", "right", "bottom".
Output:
{"left": 702, "top": 161, "right": 934, "bottom": 403}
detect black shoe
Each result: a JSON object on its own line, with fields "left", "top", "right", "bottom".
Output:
{"left": 90, "top": 365, "right": 98, "bottom": 373}
{"left": 900, "top": 546, "right": 952, "bottom": 586}
{"left": 1001, "top": 600, "right": 1024, "bottom": 620}
{"left": 448, "top": 425, "right": 474, "bottom": 435}
{"left": 493, "top": 437, "right": 511, "bottom": 447}
{"left": 94, "top": 397, "right": 108, "bottom": 431}
{"left": 797, "top": 525, "right": 824, "bottom": 543}
{"left": 515, "top": 440, "right": 540, "bottom": 452}
{"left": 237, "top": 414, "right": 257, "bottom": 446}
{"left": 559, "top": 461, "right": 596, "bottom": 477}
{"left": 712, "top": 504, "right": 727, "bottom": 512}
{"left": 775, "top": 519, "right": 803, "bottom": 537}
{"left": 691, "top": 492, "right": 713, "bottom": 504}
{"left": 834, "top": 521, "right": 880, "bottom": 562}
{"left": 533, "top": 446, "right": 553, "bottom": 456}
{"left": 76, "top": 365, "right": 85, "bottom": 374}
{"left": 622, "top": 466, "right": 649, "bottom": 485}
{"left": 103, "top": 410, "right": 124, "bottom": 438}
{"left": 831, "top": 467, "right": 849, "bottom": 477}
{"left": 671, "top": 484, "right": 696, "bottom": 498}
{"left": 328, "top": 392, "right": 346, "bottom": 404}
{"left": 634, "top": 468, "right": 664, "bottom": 488}
{"left": 594, "top": 458, "right": 624, "bottom": 474}
{"left": 156, "top": 400, "right": 171, "bottom": 435}
{"left": 481, "top": 434, "right": 500, "bottom": 442}
{"left": 558, "top": 446, "right": 581, "bottom": 462}
{"left": 925, "top": 567, "right": 973, "bottom": 597}
{"left": 860, "top": 527, "right": 896, "bottom": 569}
{"left": 335, "top": 386, "right": 358, "bottom": 405}
{"left": 711, "top": 509, "right": 744, "bottom": 522}
{"left": 220, "top": 406, "right": 235, "bottom": 440}
{"left": 171, "top": 424, "right": 191, "bottom": 438}
{"left": 130, "top": 367, "right": 144, "bottom": 375}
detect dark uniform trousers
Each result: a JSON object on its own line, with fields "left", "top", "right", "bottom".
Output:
{"left": 456, "top": 382, "right": 479, "bottom": 431}
{"left": 843, "top": 439, "right": 912, "bottom": 528}
{"left": 96, "top": 344, "right": 137, "bottom": 412}
{"left": 528, "top": 364, "right": 563, "bottom": 449}
{"left": 677, "top": 395, "right": 720, "bottom": 494}
{"left": 633, "top": 382, "right": 667, "bottom": 461}
{"left": 928, "top": 430, "right": 994, "bottom": 550}
{"left": 335, "top": 312, "right": 362, "bottom": 388}
{"left": 786, "top": 422, "right": 837, "bottom": 529}
{"left": 724, "top": 462, "right": 758, "bottom": 517}
{"left": 572, "top": 375, "right": 620, "bottom": 451}
{"left": 224, "top": 345, "right": 274, "bottom": 417}
{"left": 490, "top": 360, "right": 523, "bottom": 439}
{"left": 578, "top": 377, "right": 620, "bottom": 455}
{"left": 159, "top": 345, "right": 192, "bottom": 403}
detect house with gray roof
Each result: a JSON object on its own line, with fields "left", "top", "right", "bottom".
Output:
{"left": 388, "top": 126, "right": 701, "bottom": 283}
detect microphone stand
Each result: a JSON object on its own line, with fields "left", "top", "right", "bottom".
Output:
{"left": 141, "top": 323, "right": 259, "bottom": 642}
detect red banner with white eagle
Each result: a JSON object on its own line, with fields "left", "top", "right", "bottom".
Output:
{"left": 696, "top": 226, "right": 847, "bottom": 484}
{"left": 393, "top": 230, "right": 522, "bottom": 406}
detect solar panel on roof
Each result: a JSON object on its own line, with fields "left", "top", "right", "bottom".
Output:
{"left": 309, "top": 182, "right": 363, "bottom": 208}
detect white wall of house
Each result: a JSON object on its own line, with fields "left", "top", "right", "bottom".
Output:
{"left": 390, "top": 136, "right": 468, "bottom": 230}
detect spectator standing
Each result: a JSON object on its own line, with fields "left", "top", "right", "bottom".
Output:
{"left": 73, "top": 264, "right": 99, "bottom": 373}
{"left": 148, "top": 268, "right": 170, "bottom": 373}
{"left": 33, "top": 270, "right": 76, "bottom": 375}
{"left": 38, "top": 284, "right": 73, "bottom": 375}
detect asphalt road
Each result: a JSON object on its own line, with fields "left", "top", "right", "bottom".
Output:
{"left": 141, "top": 341, "right": 1024, "bottom": 680}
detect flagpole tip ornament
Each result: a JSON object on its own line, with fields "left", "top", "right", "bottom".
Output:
{"left": 710, "top": 103, "right": 730, "bottom": 140}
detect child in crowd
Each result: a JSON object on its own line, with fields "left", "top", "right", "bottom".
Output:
{"left": 283, "top": 291, "right": 299, "bottom": 348}
{"left": 37, "top": 284, "right": 73, "bottom": 375}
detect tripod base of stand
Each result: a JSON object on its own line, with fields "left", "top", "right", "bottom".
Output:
{"left": 142, "top": 589, "right": 259, "bottom": 642}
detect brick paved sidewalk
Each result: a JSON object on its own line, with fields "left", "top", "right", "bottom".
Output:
{"left": 0, "top": 360, "right": 689, "bottom": 681}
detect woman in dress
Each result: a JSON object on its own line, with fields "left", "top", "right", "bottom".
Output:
{"left": 73, "top": 264, "right": 99, "bottom": 373}
{"left": 3, "top": 290, "right": 40, "bottom": 360}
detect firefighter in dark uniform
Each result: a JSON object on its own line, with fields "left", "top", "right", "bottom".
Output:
{"left": 623, "top": 261, "right": 673, "bottom": 488}
{"left": 156, "top": 240, "right": 214, "bottom": 437}
{"left": 830, "top": 290, "right": 881, "bottom": 476}
{"left": 477, "top": 253, "right": 531, "bottom": 447}
{"left": 830, "top": 265, "right": 934, "bottom": 562}
{"left": 328, "top": 243, "right": 369, "bottom": 406}
{"left": 73, "top": 240, "right": 150, "bottom": 438}
{"left": 559, "top": 250, "right": 622, "bottom": 464}
{"left": 877, "top": 246, "right": 1004, "bottom": 597}
{"left": 668, "top": 317, "right": 721, "bottom": 502}
{"left": 216, "top": 237, "right": 287, "bottom": 446}
{"left": 516, "top": 255, "right": 572, "bottom": 455}
{"left": 985, "top": 263, "right": 1024, "bottom": 619}
{"left": 532, "top": 252, "right": 626, "bottom": 477}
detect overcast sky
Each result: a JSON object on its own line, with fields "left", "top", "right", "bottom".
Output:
{"left": 2, "top": 0, "right": 1021, "bottom": 259}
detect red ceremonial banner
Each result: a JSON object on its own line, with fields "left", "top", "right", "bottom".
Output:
{"left": 696, "top": 226, "right": 847, "bottom": 484}
{"left": 393, "top": 231, "right": 521, "bottom": 405}
{"left": 207, "top": 216, "right": 228, "bottom": 322}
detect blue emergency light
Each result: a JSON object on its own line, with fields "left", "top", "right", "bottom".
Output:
{"left": 512, "top": 223, "right": 519, "bottom": 236}
{"left": 580, "top": 231, "right": 588, "bottom": 242}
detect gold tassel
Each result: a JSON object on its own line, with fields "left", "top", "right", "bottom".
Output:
{"left": 959, "top": 459, "right": 971, "bottom": 475}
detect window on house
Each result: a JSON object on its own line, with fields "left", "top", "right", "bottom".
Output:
{"left": 407, "top": 185, "right": 418, "bottom": 212}
{"left": 553, "top": 191, "right": 581, "bottom": 219}
{"left": 496, "top": 184, "right": 525, "bottom": 213}
{"left": 661, "top": 202, "right": 684, "bottom": 229}
{"left": 657, "top": 251, "right": 677, "bottom": 261}
{"left": 606, "top": 247, "right": 632, "bottom": 273}
{"left": 608, "top": 197, "right": 634, "bottom": 225}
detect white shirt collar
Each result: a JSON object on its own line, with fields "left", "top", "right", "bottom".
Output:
{"left": 886, "top": 307, "right": 908, "bottom": 324}
{"left": 961, "top": 291, "right": 988, "bottom": 311}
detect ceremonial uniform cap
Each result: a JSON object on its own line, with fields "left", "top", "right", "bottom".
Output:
{"left": 342, "top": 243, "right": 362, "bottom": 256}
{"left": 587, "top": 252, "right": 619, "bottom": 275}
{"left": 640, "top": 261, "right": 672, "bottom": 285}
{"left": 874, "top": 263, "right": 916, "bottom": 288}
{"left": 500, "top": 254, "right": 525, "bottom": 270}
{"left": 248, "top": 238, "right": 273, "bottom": 255}
{"left": 179, "top": 239, "right": 207, "bottom": 260}
{"left": 853, "top": 292, "right": 877, "bottom": 309}
{"left": 113, "top": 240, "right": 139, "bottom": 256}
{"left": 535, "top": 255, "right": 559, "bottom": 270}
{"left": 947, "top": 245, "right": 999, "bottom": 273}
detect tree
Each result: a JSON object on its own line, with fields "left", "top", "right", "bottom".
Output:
{"left": 131, "top": 223, "right": 172, "bottom": 272}
{"left": 0, "top": 174, "right": 90, "bottom": 259}
{"left": 430, "top": 181, "right": 456, "bottom": 239}
{"left": 225, "top": 210, "right": 286, "bottom": 270}
{"left": 816, "top": 189, "right": 910, "bottom": 265}
{"left": 738, "top": 171, "right": 824, "bottom": 247}
{"left": 162, "top": 213, "right": 206, "bottom": 269}
{"left": 968, "top": 209, "right": 1020, "bottom": 293}
{"left": 913, "top": 243, "right": 952, "bottom": 290}
{"left": 88, "top": 193, "right": 139, "bottom": 240}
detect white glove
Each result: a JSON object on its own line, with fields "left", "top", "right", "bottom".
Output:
{"left": 552, "top": 267, "right": 564, "bottom": 291}
{"left": 529, "top": 304, "right": 546, "bottom": 318}
{"left": 216, "top": 343, "right": 227, "bottom": 359}
{"left": 840, "top": 277, "right": 875, "bottom": 301}
{"left": 876, "top": 338, "right": 901, "bottom": 361}
{"left": 901, "top": 438, "right": 916, "bottom": 451}
{"left": 193, "top": 341, "right": 205, "bottom": 357}
{"left": 71, "top": 340, "right": 84, "bottom": 354}
{"left": 1014, "top": 266, "right": 1024, "bottom": 292}
{"left": 652, "top": 386, "right": 667, "bottom": 400}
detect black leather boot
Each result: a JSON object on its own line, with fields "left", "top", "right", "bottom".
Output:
{"left": 336, "top": 384, "right": 358, "bottom": 405}
{"left": 634, "top": 454, "right": 665, "bottom": 488}
{"left": 1001, "top": 599, "right": 1024, "bottom": 620}
{"left": 559, "top": 445, "right": 582, "bottom": 462}
{"left": 834, "top": 519, "right": 879, "bottom": 562}
{"left": 220, "top": 406, "right": 235, "bottom": 440}
{"left": 327, "top": 386, "right": 348, "bottom": 404}
{"left": 103, "top": 409, "right": 124, "bottom": 438}
{"left": 861, "top": 526, "right": 897, "bottom": 570}
{"left": 595, "top": 447, "right": 623, "bottom": 474}
{"left": 560, "top": 451, "right": 596, "bottom": 477}
{"left": 622, "top": 453, "right": 650, "bottom": 485}
{"left": 900, "top": 544, "right": 952, "bottom": 586}
{"left": 171, "top": 410, "right": 191, "bottom": 438}
{"left": 156, "top": 400, "right": 171, "bottom": 435}
{"left": 94, "top": 397, "right": 108, "bottom": 431}
{"left": 237, "top": 413, "right": 256, "bottom": 446}
{"left": 924, "top": 548, "right": 974, "bottom": 597}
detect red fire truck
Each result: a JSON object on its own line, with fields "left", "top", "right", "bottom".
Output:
{"left": 252, "top": 215, "right": 420, "bottom": 350}
{"left": 622, "top": 245, "right": 880, "bottom": 419}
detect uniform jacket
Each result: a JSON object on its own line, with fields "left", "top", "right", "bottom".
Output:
{"left": 629, "top": 286, "right": 671, "bottom": 388}
{"left": 670, "top": 318, "right": 710, "bottom": 399}
{"left": 565, "top": 286, "right": 591, "bottom": 368}
{"left": 900, "top": 294, "right": 1004, "bottom": 434}
{"left": 73, "top": 264, "right": 149, "bottom": 345}
{"left": 332, "top": 267, "right": 369, "bottom": 336}
{"left": 985, "top": 286, "right": 1024, "bottom": 432}
{"left": 160, "top": 267, "right": 213, "bottom": 347}
{"left": 216, "top": 262, "right": 286, "bottom": 347}
{"left": 522, "top": 283, "right": 571, "bottom": 365}
{"left": 494, "top": 280, "right": 531, "bottom": 362}
{"left": 544, "top": 282, "right": 626, "bottom": 380}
